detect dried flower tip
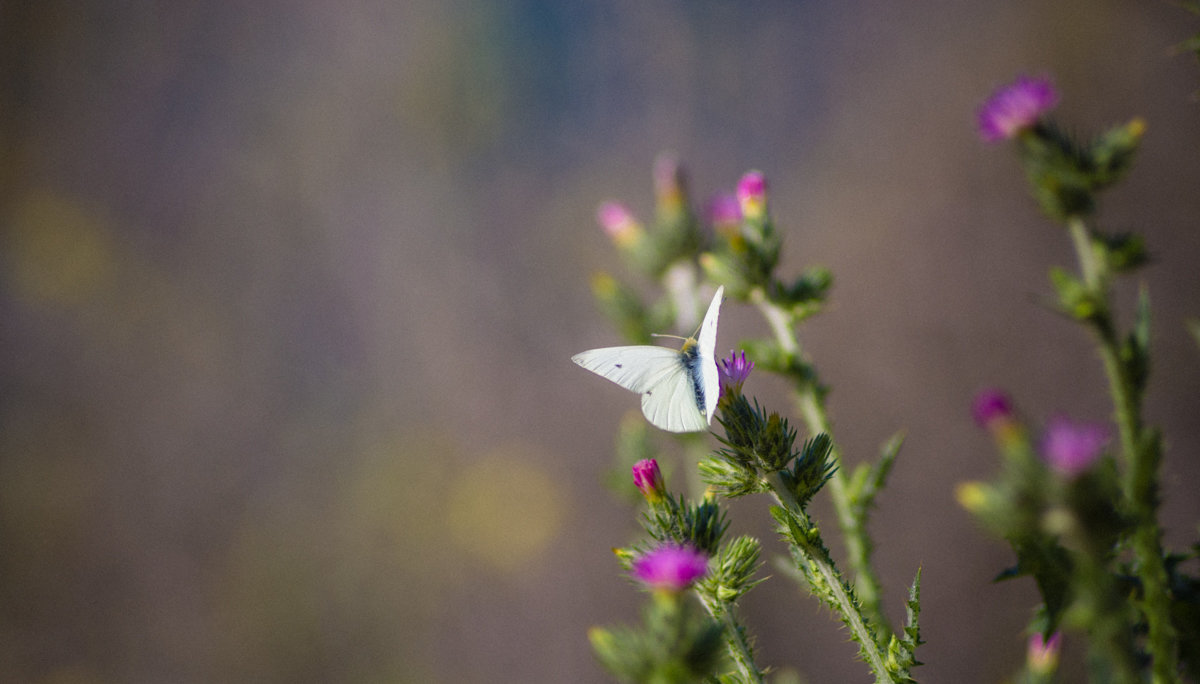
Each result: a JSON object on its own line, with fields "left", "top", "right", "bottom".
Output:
{"left": 1027, "top": 632, "right": 1062, "bottom": 675}
{"left": 631, "top": 459, "right": 667, "bottom": 503}
{"left": 977, "top": 75, "right": 1058, "bottom": 142}
{"left": 631, "top": 545, "right": 709, "bottom": 592}
{"left": 1040, "top": 417, "right": 1109, "bottom": 476}
{"left": 718, "top": 350, "right": 754, "bottom": 396}
{"left": 596, "top": 201, "right": 643, "bottom": 247}
{"left": 736, "top": 171, "right": 768, "bottom": 220}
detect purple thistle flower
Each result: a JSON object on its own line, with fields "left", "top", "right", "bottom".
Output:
{"left": 718, "top": 350, "right": 754, "bottom": 395}
{"left": 631, "top": 545, "right": 709, "bottom": 592}
{"left": 1041, "top": 417, "right": 1109, "bottom": 476}
{"left": 631, "top": 459, "right": 666, "bottom": 503}
{"left": 596, "top": 201, "right": 642, "bottom": 247}
{"left": 977, "top": 75, "right": 1058, "bottom": 142}
{"left": 736, "top": 171, "right": 768, "bottom": 219}
{"left": 971, "top": 388, "right": 1014, "bottom": 429}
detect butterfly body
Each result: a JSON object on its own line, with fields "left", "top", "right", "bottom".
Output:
{"left": 572, "top": 287, "right": 723, "bottom": 433}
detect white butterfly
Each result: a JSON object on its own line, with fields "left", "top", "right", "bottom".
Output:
{"left": 572, "top": 286, "right": 724, "bottom": 433}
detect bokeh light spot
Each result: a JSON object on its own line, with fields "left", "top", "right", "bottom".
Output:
{"left": 3, "top": 191, "right": 116, "bottom": 308}
{"left": 447, "top": 448, "right": 565, "bottom": 573}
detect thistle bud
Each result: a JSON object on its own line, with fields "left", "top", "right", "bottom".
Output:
{"left": 631, "top": 458, "right": 667, "bottom": 504}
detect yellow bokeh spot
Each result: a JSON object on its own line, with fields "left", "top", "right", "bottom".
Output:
{"left": 590, "top": 271, "right": 618, "bottom": 299}
{"left": 3, "top": 190, "right": 116, "bottom": 308}
{"left": 446, "top": 448, "right": 565, "bottom": 573}
{"left": 1126, "top": 117, "right": 1147, "bottom": 139}
{"left": 954, "top": 481, "right": 988, "bottom": 513}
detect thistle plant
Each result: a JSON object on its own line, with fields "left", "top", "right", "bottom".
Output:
{"left": 579, "top": 72, "right": 1197, "bottom": 684}
{"left": 959, "top": 74, "right": 1200, "bottom": 682}
{"left": 581, "top": 156, "right": 919, "bottom": 683}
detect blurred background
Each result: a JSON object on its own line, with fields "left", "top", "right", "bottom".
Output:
{"left": 2, "top": 1, "right": 1199, "bottom": 682}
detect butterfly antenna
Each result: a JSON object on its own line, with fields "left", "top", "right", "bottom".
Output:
{"left": 650, "top": 333, "right": 689, "bottom": 342}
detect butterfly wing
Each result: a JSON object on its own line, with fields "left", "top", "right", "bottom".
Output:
{"left": 572, "top": 345, "right": 707, "bottom": 433}
{"left": 572, "top": 346, "right": 682, "bottom": 393}
{"left": 639, "top": 361, "right": 708, "bottom": 432}
{"left": 695, "top": 286, "right": 724, "bottom": 422}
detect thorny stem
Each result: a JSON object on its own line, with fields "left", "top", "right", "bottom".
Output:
{"left": 1067, "top": 216, "right": 1178, "bottom": 683}
{"left": 696, "top": 594, "right": 766, "bottom": 684}
{"left": 765, "top": 471, "right": 898, "bottom": 684}
{"left": 751, "top": 286, "right": 891, "bottom": 638}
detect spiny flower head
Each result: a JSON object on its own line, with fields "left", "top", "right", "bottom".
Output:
{"left": 736, "top": 171, "right": 768, "bottom": 220}
{"left": 1040, "top": 416, "right": 1109, "bottom": 476}
{"left": 596, "top": 201, "right": 643, "bottom": 248}
{"left": 631, "top": 544, "right": 709, "bottom": 592}
{"left": 718, "top": 350, "right": 754, "bottom": 396}
{"left": 977, "top": 75, "right": 1058, "bottom": 142}
{"left": 631, "top": 458, "right": 666, "bottom": 504}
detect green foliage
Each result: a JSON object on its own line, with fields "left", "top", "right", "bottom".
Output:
{"left": 1167, "top": 548, "right": 1200, "bottom": 681}
{"left": 847, "top": 433, "right": 903, "bottom": 521}
{"left": 591, "top": 596, "right": 727, "bottom": 684}
{"left": 697, "top": 536, "right": 766, "bottom": 605}
{"left": 1121, "top": 288, "right": 1151, "bottom": 397}
{"left": 698, "top": 455, "right": 768, "bottom": 498}
{"left": 711, "top": 394, "right": 802, "bottom": 475}
{"left": 767, "top": 266, "right": 833, "bottom": 321}
{"left": 701, "top": 214, "right": 781, "bottom": 298}
{"left": 1049, "top": 266, "right": 1103, "bottom": 321}
{"left": 736, "top": 338, "right": 823, "bottom": 395}
{"left": 776, "top": 434, "right": 836, "bottom": 509}
{"left": 642, "top": 494, "right": 730, "bottom": 557}
{"left": 1097, "top": 232, "right": 1148, "bottom": 273}
{"left": 884, "top": 570, "right": 924, "bottom": 683}
{"left": 1017, "top": 118, "right": 1143, "bottom": 222}
{"left": 591, "top": 273, "right": 676, "bottom": 344}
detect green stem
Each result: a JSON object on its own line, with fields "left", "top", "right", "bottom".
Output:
{"left": 765, "top": 471, "right": 898, "bottom": 684}
{"left": 1068, "top": 218, "right": 1102, "bottom": 290}
{"left": 752, "top": 288, "right": 891, "bottom": 637}
{"left": 696, "top": 595, "right": 766, "bottom": 684}
{"left": 1067, "top": 216, "right": 1178, "bottom": 683}
{"left": 750, "top": 286, "right": 798, "bottom": 355}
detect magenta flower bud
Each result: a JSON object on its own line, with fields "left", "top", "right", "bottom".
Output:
{"left": 1040, "top": 417, "right": 1109, "bottom": 476}
{"left": 631, "top": 459, "right": 666, "bottom": 503}
{"left": 706, "top": 193, "right": 742, "bottom": 233}
{"left": 718, "top": 350, "right": 754, "bottom": 396}
{"left": 977, "top": 75, "right": 1058, "bottom": 143}
{"left": 631, "top": 545, "right": 709, "bottom": 592}
{"left": 971, "top": 389, "right": 1014, "bottom": 429}
{"left": 1027, "top": 632, "right": 1063, "bottom": 675}
{"left": 596, "top": 201, "right": 643, "bottom": 247}
{"left": 736, "top": 171, "right": 768, "bottom": 219}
